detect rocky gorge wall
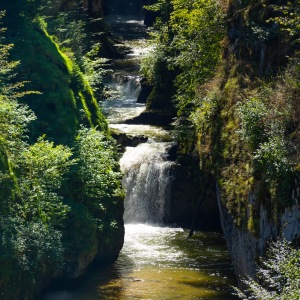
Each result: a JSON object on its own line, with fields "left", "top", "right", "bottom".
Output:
{"left": 217, "top": 182, "right": 300, "bottom": 280}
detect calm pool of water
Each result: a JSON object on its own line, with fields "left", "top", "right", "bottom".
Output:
{"left": 45, "top": 224, "right": 237, "bottom": 300}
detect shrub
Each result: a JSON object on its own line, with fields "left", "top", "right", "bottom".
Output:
{"left": 72, "top": 127, "right": 123, "bottom": 229}
{"left": 254, "top": 134, "right": 292, "bottom": 181}
{"left": 0, "top": 216, "right": 64, "bottom": 300}
{"left": 235, "top": 239, "right": 300, "bottom": 300}
{"left": 237, "top": 97, "right": 267, "bottom": 150}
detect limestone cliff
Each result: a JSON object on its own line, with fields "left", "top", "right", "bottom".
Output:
{"left": 206, "top": 1, "right": 300, "bottom": 281}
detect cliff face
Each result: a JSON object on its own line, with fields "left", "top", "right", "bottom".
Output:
{"left": 140, "top": 0, "right": 300, "bottom": 281}
{"left": 217, "top": 183, "right": 300, "bottom": 279}
{"left": 211, "top": 1, "right": 300, "bottom": 280}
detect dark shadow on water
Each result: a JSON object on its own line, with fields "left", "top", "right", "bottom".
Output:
{"left": 43, "top": 253, "right": 135, "bottom": 299}
{"left": 105, "top": 15, "right": 149, "bottom": 41}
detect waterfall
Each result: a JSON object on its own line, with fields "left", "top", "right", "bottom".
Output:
{"left": 120, "top": 142, "right": 175, "bottom": 224}
{"left": 107, "top": 74, "right": 141, "bottom": 102}
{"left": 103, "top": 12, "right": 175, "bottom": 225}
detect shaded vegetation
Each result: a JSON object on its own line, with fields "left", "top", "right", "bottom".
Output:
{"left": 0, "top": 2, "right": 124, "bottom": 299}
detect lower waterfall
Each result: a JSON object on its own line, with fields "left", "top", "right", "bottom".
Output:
{"left": 120, "top": 141, "right": 175, "bottom": 223}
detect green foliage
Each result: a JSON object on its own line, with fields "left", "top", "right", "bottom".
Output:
{"left": 4, "top": 15, "right": 108, "bottom": 144}
{"left": 46, "top": 11, "right": 109, "bottom": 99}
{"left": 190, "top": 89, "right": 222, "bottom": 168}
{"left": 169, "top": 0, "right": 224, "bottom": 106}
{"left": 47, "top": 12, "right": 88, "bottom": 60}
{"left": 0, "top": 31, "right": 68, "bottom": 293}
{"left": 141, "top": 48, "right": 166, "bottom": 85}
{"left": 81, "top": 43, "right": 108, "bottom": 93}
{"left": 145, "top": 0, "right": 224, "bottom": 114}
{"left": 187, "top": 5, "right": 300, "bottom": 225}
{"left": 254, "top": 133, "right": 292, "bottom": 181}
{"left": 17, "top": 137, "right": 74, "bottom": 224}
{"left": 141, "top": 46, "right": 176, "bottom": 110}
{"left": 0, "top": 217, "right": 64, "bottom": 300}
{"left": 142, "top": 0, "right": 225, "bottom": 138}
{"left": 0, "top": 9, "right": 123, "bottom": 299}
{"left": 269, "top": 1, "right": 300, "bottom": 42}
{"left": 235, "top": 240, "right": 300, "bottom": 300}
{"left": 144, "top": 0, "right": 172, "bottom": 26}
{"left": 237, "top": 97, "right": 267, "bottom": 150}
{"left": 73, "top": 127, "right": 123, "bottom": 229}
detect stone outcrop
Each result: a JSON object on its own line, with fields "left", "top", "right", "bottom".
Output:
{"left": 217, "top": 182, "right": 300, "bottom": 282}
{"left": 169, "top": 156, "right": 221, "bottom": 230}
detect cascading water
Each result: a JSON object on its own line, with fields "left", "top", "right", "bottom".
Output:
{"left": 120, "top": 142, "right": 175, "bottom": 223}
{"left": 101, "top": 15, "right": 176, "bottom": 225}
{"left": 43, "top": 13, "right": 237, "bottom": 300}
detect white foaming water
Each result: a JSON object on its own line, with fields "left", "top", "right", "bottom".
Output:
{"left": 109, "top": 124, "right": 172, "bottom": 141}
{"left": 120, "top": 142, "right": 176, "bottom": 224}
{"left": 122, "top": 224, "right": 184, "bottom": 267}
{"left": 101, "top": 14, "right": 153, "bottom": 124}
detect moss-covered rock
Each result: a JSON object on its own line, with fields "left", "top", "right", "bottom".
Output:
{"left": 5, "top": 15, "right": 107, "bottom": 145}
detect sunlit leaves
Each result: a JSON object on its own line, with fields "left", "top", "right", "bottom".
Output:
{"left": 75, "top": 127, "right": 122, "bottom": 200}
{"left": 169, "top": 0, "right": 224, "bottom": 90}
{"left": 235, "top": 240, "right": 300, "bottom": 300}
{"left": 17, "top": 138, "right": 74, "bottom": 224}
{"left": 21, "top": 137, "right": 74, "bottom": 191}
{"left": 237, "top": 97, "right": 267, "bottom": 149}
{"left": 254, "top": 134, "right": 292, "bottom": 181}
{"left": 269, "top": 1, "right": 300, "bottom": 41}
{"left": 145, "top": 0, "right": 224, "bottom": 113}
{"left": 72, "top": 127, "right": 123, "bottom": 229}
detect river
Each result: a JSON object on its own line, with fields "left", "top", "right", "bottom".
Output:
{"left": 44, "top": 14, "right": 237, "bottom": 300}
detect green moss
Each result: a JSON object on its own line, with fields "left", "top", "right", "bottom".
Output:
{"left": 79, "top": 92, "right": 93, "bottom": 127}
{"left": 6, "top": 16, "right": 107, "bottom": 145}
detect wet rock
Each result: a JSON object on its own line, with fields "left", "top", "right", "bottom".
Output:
{"left": 166, "top": 144, "right": 178, "bottom": 161}
{"left": 43, "top": 291, "right": 74, "bottom": 300}
{"left": 124, "top": 110, "right": 175, "bottom": 127}
{"left": 137, "top": 78, "right": 153, "bottom": 104}
{"left": 168, "top": 155, "right": 221, "bottom": 230}
{"left": 111, "top": 129, "right": 148, "bottom": 151}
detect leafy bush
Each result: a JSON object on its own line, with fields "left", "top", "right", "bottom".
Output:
{"left": 235, "top": 240, "right": 300, "bottom": 300}
{"left": 169, "top": 0, "right": 225, "bottom": 96}
{"left": 73, "top": 127, "right": 123, "bottom": 229}
{"left": 143, "top": 0, "right": 224, "bottom": 114}
{"left": 254, "top": 134, "right": 292, "bottom": 181}
{"left": 0, "top": 9, "right": 123, "bottom": 299}
{"left": 269, "top": 1, "right": 300, "bottom": 42}
{"left": 0, "top": 216, "right": 64, "bottom": 300}
{"left": 237, "top": 97, "right": 267, "bottom": 150}
{"left": 17, "top": 137, "right": 74, "bottom": 224}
